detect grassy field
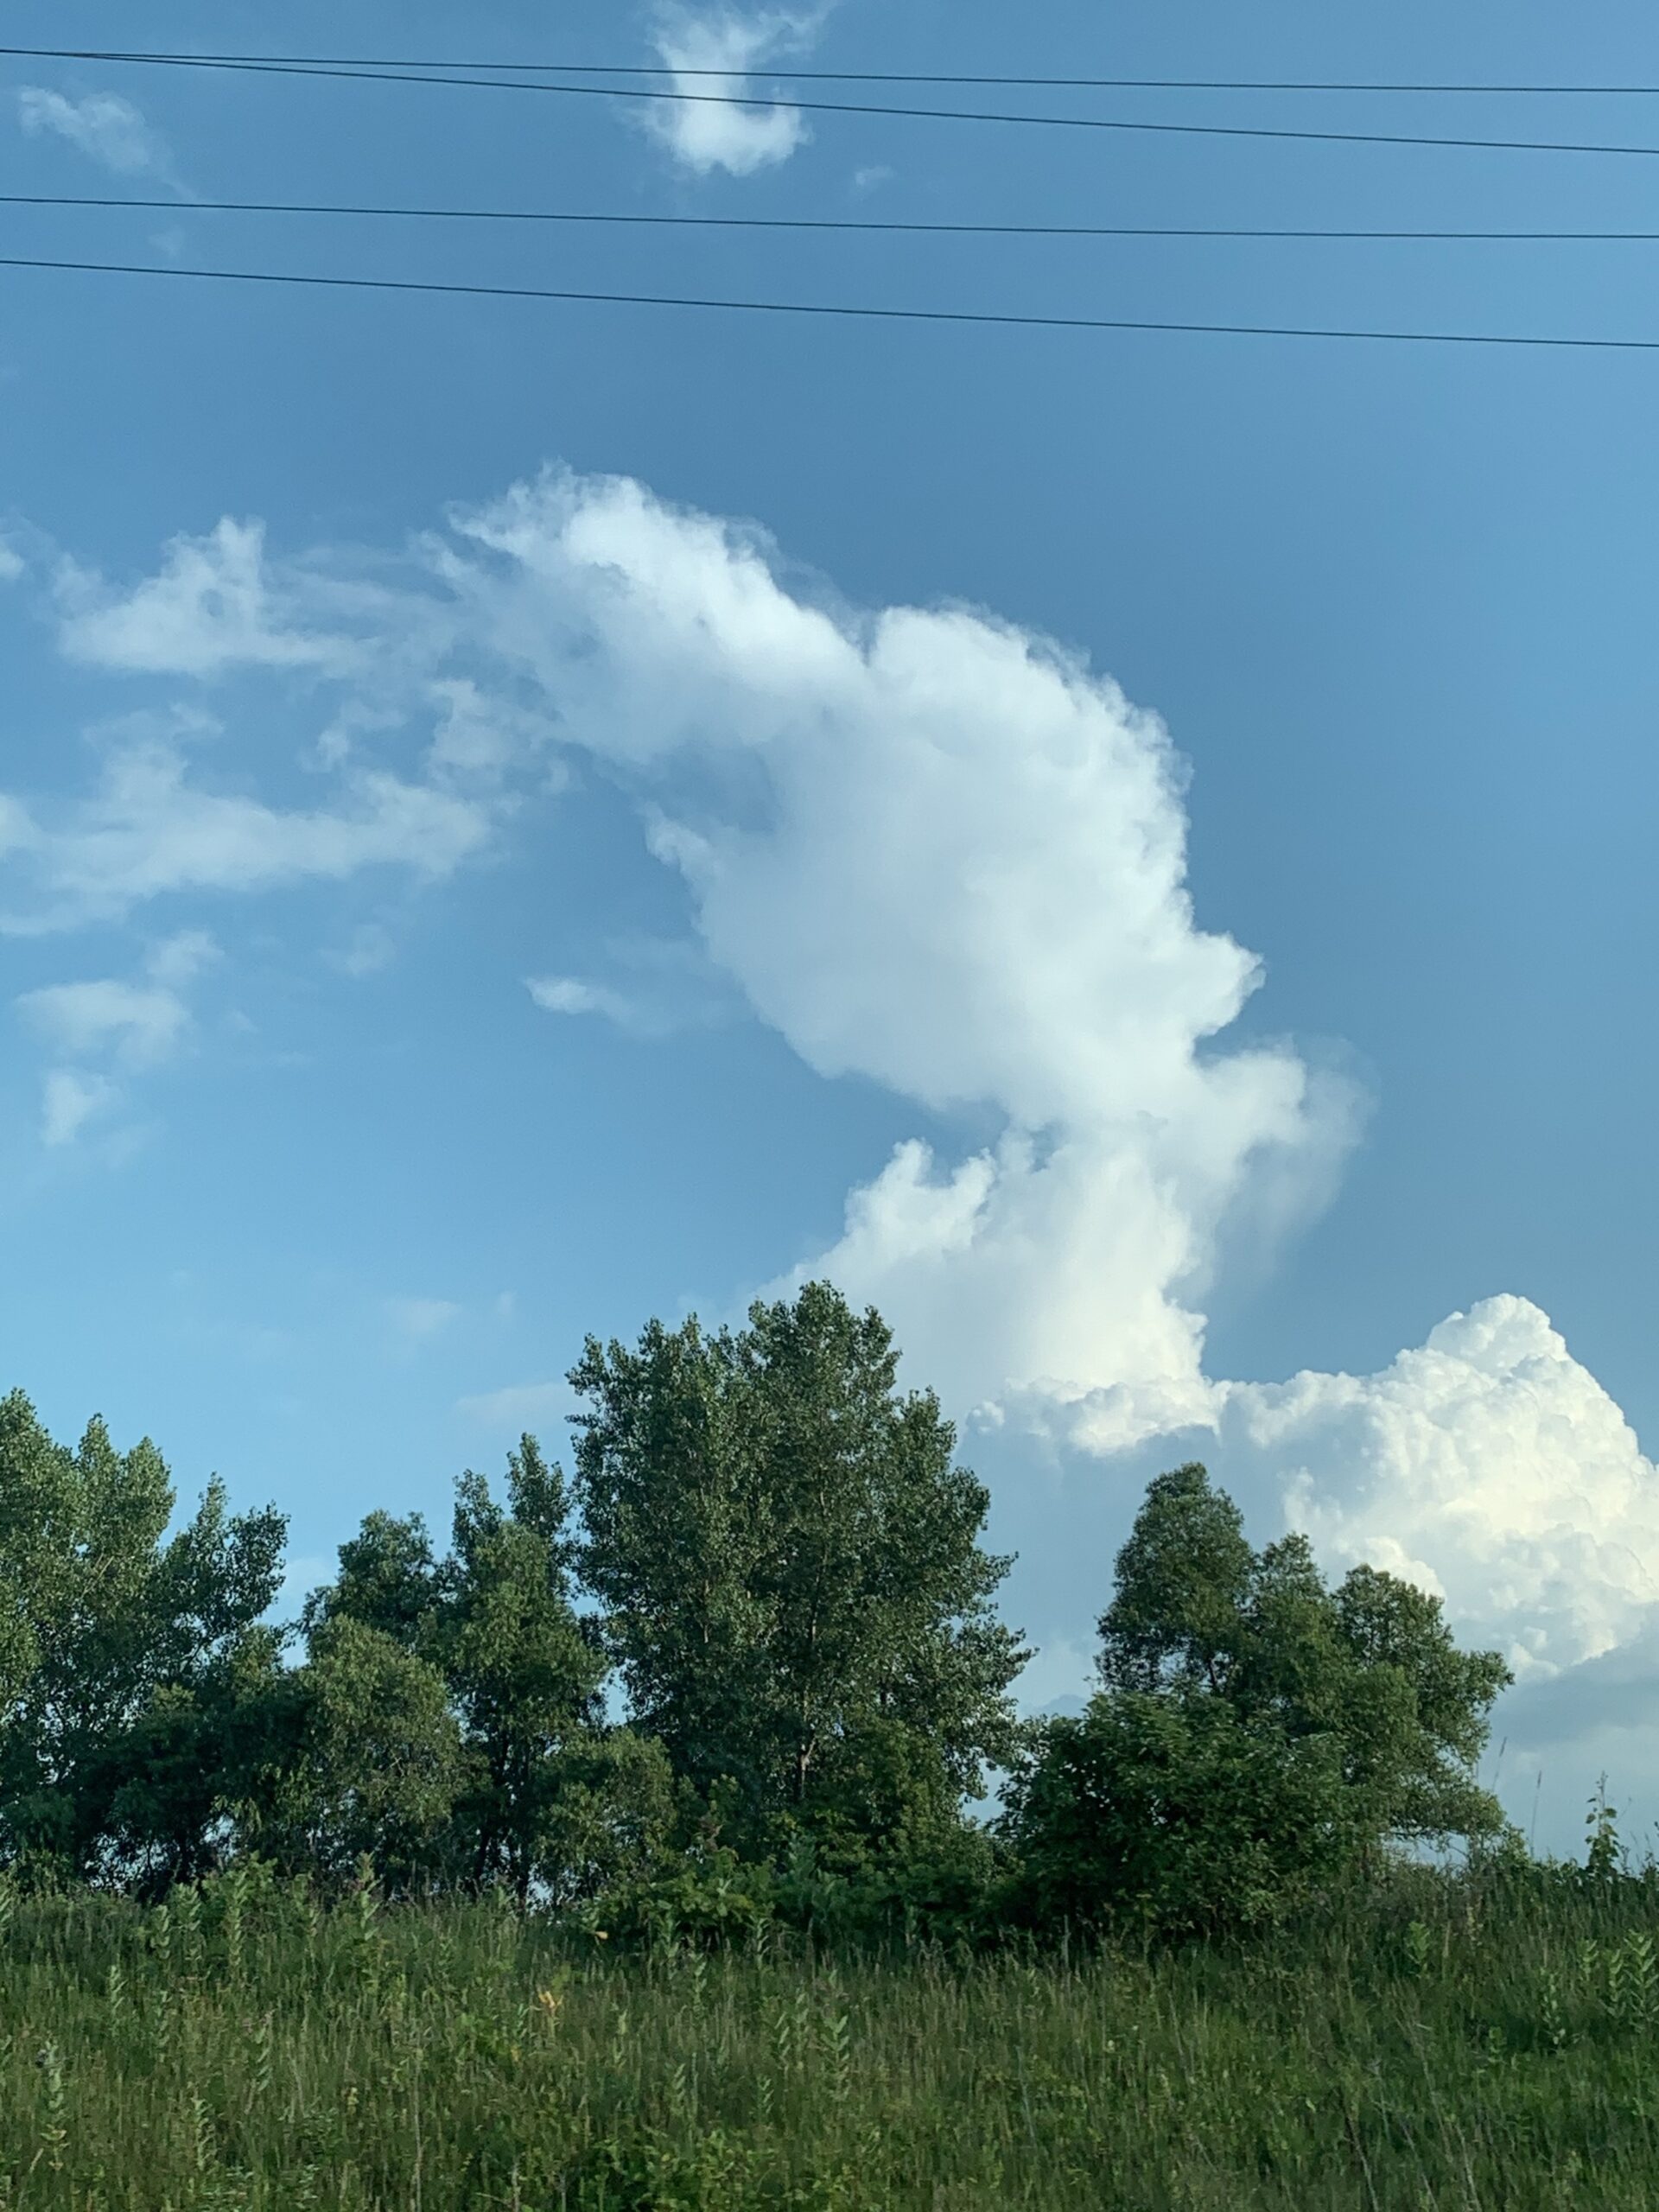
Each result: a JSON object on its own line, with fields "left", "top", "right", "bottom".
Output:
{"left": 5, "top": 1857, "right": 1659, "bottom": 2209}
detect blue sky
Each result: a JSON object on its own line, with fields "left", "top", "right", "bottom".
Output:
{"left": 3, "top": 0, "right": 1658, "bottom": 1857}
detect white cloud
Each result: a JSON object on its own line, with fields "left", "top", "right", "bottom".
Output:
{"left": 526, "top": 938, "right": 730, "bottom": 1039}
{"left": 642, "top": 7, "right": 826, "bottom": 176}
{"left": 16, "top": 930, "right": 223, "bottom": 1145}
{"left": 430, "top": 469, "right": 1659, "bottom": 1766}
{"left": 528, "top": 975, "right": 639, "bottom": 1024}
{"left": 449, "top": 468, "right": 1352, "bottom": 1433}
{"left": 2, "top": 519, "right": 503, "bottom": 934}
{"left": 18, "top": 976, "right": 192, "bottom": 1068}
{"left": 40, "top": 1067, "right": 112, "bottom": 1147}
{"left": 0, "top": 537, "right": 23, "bottom": 583}
{"left": 1217, "top": 1295, "right": 1659, "bottom": 1682}
{"left": 16, "top": 87, "right": 184, "bottom": 188}
{"left": 145, "top": 927, "right": 221, "bottom": 989}
{"left": 2, "top": 732, "right": 492, "bottom": 930}
{"left": 55, "top": 520, "right": 361, "bottom": 678}
{"left": 386, "top": 1297, "right": 461, "bottom": 1342}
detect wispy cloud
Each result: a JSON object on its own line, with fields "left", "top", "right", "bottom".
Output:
{"left": 39, "top": 1066, "right": 113, "bottom": 1147}
{"left": 526, "top": 939, "right": 731, "bottom": 1039}
{"left": 528, "top": 975, "right": 642, "bottom": 1026}
{"left": 457, "top": 1378, "right": 577, "bottom": 1430}
{"left": 16, "top": 87, "right": 187, "bottom": 192}
{"left": 641, "top": 7, "right": 830, "bottom": 176}
{"left": 55, "top": 519, "right": 361, "bottom": 678}
{"left": 1, "top": 733, "right": 492, "bottom": 932}
{"left": 16, "top": 932, "right": 220, "bottom": 1145}
{"left": 386, "top": 1296, "right": 461, "bottom": 1343}
{"left": 20, "top": 976, "right": 193, "bottom": 1069}
{"left": 329, "top": 921, "right": 398, "bottom": 979}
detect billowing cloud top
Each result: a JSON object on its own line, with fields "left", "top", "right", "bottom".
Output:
{"left": 1222, "top": 1296, "right": 1659, "bottom": 1680}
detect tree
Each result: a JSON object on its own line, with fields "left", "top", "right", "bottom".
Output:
{"left": 302, "top": 1509, "right": 443, "bottom": 1652}
{"left": 1004, "top": 1461, "right": 1514, "bottom": 1935}
{"left": 283, "top": 1615, "right": 467, "bottom": 1891}
{"left": 443, "top": 1440, "right": 669, "bottom": 1903}
{"left": 296, "top": 1441, "right": 670, "bottom": 1901}
{"left": 569, "top": 1283, "right": 1029, "bottom": 1867}
{"left": 0, "top": 1390, "right": 286, "bottom": 1886}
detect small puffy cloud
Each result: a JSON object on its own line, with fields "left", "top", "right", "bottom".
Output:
{"left": 528, "top": 975, "right": 638, "bottom": 1024}
{"left": 526, "top": 940, "right": 729, "bottom": 1039}
{"left": 386, "top": 1297, "right": 461, "bottom": 1342}
{"left": 16, "top": 87, "right": 184, "bottom": 188}
{"left": 1016, "top": 1633, "right": 1096, "bottom": 1719}
{"left": 0, "top": 537, "right": 23, "bottom": 584}
{"left": 0, "top": 795, "right": 35, "bottom": 858}
{"left": 642, "top": 7, "right": 826, "bottom": 176}
{"left": 40, "top": 1067, "right": 112, "bottom": 1147}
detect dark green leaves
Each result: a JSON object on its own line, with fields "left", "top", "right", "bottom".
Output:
{"left": 1008, "top": 1460, "right": 1515, "bottom": 1936}
{"left": 570, "top": 1282, "right": 1028, "bottom": 1869}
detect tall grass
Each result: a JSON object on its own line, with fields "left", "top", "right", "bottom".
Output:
{"left": 6, "top": 1849, "right": 1659, "bottom": 2208}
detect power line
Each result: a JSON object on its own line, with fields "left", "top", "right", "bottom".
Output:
{"left": 14, "top": 190, "right": 1659, "bottom": 245}
{"left": 5, "top": 247, "right": 1659, "bottom": 352}
{"left": 10, "top": 46, "right": 1659, "bottom": 95}
{"left": 14, "top": 48, "right": 1659, "bottom": 161}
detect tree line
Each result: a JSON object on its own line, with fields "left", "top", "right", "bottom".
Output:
{"left": 0, "top": 1282, "right": 1517, "bottom": 1939}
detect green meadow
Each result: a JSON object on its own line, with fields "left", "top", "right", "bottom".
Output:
{"left": 5, "top": 1841, "right": 1659, "bottom": 2210}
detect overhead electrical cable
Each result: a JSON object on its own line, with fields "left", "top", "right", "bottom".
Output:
{"left": 15, "top": 189, "right": 1659, "bottom": 244}
{"left": 10, "top": 47, "right": 1659, "bottom": 94}
{"left": 12, "top": 48, "right": 1659, "bottom": 160}
{"left": 7, "top": 247, "right": 1659, "bottom": 351}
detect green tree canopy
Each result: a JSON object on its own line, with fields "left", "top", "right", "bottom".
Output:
{"left": 569, "top": 1281, "right": 1029, "bottom": 1868}
{"left": 1005, "top": 1461, "right": 1515, "bottom": 1935}
{"left": 0, "top": 1389, "right": 286, "bottom": 1887}
{"left": 297, "top": 1441, "right": 669, "bottom": 1901}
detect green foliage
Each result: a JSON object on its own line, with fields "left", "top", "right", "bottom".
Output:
{"left": 1006, "top": 1462, "right": 1514, "bottom": 1936}
{"left": 296, "top": 1439, "right": 673, "bottom": 1900}
{"left": 278, "top": 1614, "right": 467, "bottom": 1890}
{"left": 1004, "top": 1690, "right": 1360, "bottom": 1937}
{"left": 0, "top": 1388, "right": 286, "bottom": 1887}
{"left": 569, "top": 1282, "right": 1028, "bottom": 1868}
